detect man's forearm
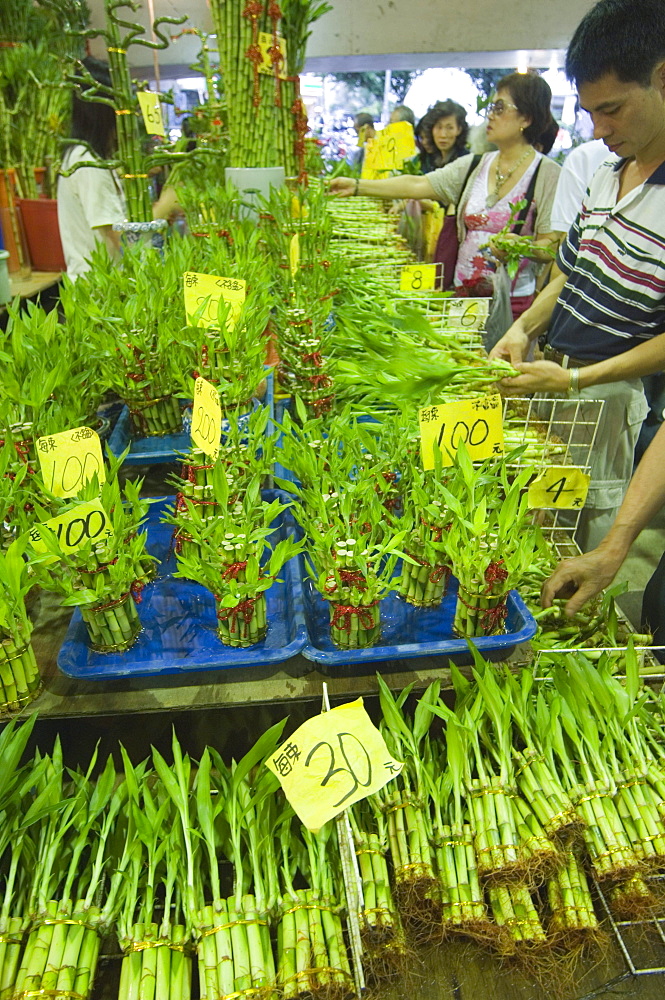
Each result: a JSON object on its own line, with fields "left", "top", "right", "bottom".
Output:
{"left": 356, "top": 175, "right": 438, "bottom": 201}
{"left": 580, "top": 331, "right": 665, "bottom": 389}
{"left": 511, "top": 270, "right": 567, "bottom": 342}
{"left": 595, "top": 421, "right": 665, "bottom": 557}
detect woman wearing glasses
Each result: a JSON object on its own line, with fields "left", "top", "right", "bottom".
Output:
{"left": 329, "top": 73, "right": 560, "bottom": 319}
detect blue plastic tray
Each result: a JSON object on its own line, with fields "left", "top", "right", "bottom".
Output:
{"left": 108, "top": 374, "right": 274, "bottom": 466}
{"left": 56, "top": 491, "right": 307, "bottom": 679}
{"left": 299, "top": 572, "right": 537, "bottom": 667}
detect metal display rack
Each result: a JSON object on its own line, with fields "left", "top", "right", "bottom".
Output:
{"left": 593, "top": 873, "right": 665, "bottom": 989}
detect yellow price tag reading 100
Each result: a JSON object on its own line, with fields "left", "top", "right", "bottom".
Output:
{"left": 36, "top": 426, "right": 105, "bottom": 499}
{"left": 183, "top": 272, "right": 246, "bottom": 330}
{"left": 528, "top": 466, "right": 591, "bottom": 510}
{"left": 419, "top": 394, "right": 504, "bottom": 470}
{"left": 400, "top": 264, "right": 436, "bottom": 292}
{"left": 137, "top": 91, "right": 166, "bottom": 137}
{"left": 267, "top": 698, "right": 403, "bottom": 831}
{"left": 28, "top": 499, "right": 114, "bottom": 558}
{"left": 191, "top": 377, "right": 221, "bottom": 461}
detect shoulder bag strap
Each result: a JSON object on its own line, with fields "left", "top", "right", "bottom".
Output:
{"left": 511, "top": 160, "right": 542, "bottom": 233}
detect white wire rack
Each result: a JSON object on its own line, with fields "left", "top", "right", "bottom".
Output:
{"left": 503, "top": 394, "right": 606, "bottom": 541}
{"left": 593, "top": 873, "right": 665, "bottom": 989}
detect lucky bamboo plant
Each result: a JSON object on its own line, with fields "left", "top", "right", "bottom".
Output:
{"left": 0, "top": 535, "right": 41, "bottom": 712}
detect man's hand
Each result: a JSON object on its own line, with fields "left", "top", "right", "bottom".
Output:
{"left": 500, "top": 360, "right": 570, "bottom": 395}
{"left": 488, "top": 326, "right": 531, "bottom": 366}
{"left": 541, "top": 550, "right": 624, "bottom": 616}
{"left": 328, "top": 177, "right": 356, "bottom": 197}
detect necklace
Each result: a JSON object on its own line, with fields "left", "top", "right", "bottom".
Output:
{"left": 486, "top": 147, "right": 534, "bottom": 208}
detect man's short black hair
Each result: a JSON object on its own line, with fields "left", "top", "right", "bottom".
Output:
{"left": 566, "top": 0, "right": 665, "bottom": 88}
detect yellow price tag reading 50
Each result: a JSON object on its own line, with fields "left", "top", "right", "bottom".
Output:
{"left": 419, "top": 394, "right": 504, "bottom": 470}
{"left": 184, "top": 272, "right": 246, "bottom": 330}
{"left": 36, "top": 426, "right": 105, "bottom": 499}
{"left": 528, "top": 466, "right": 591, "bottom": 510}
{"left": 400, "top": 264, "right": 436, "bottom": 292}
{"left": 28, "top": 499, "right": 113, "bottom": 558}
{"left": 191, "top": 376, "right": 221, "bottom": 461}
{"left": 137, "top": 91, "right": 165, "bottom": 137}
{"left": 267, "top": 698, "right": 403, "bottom": 831}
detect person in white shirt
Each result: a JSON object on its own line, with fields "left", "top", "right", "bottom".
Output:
{"left": 550, "top": 137, "right": 616, "bottom": 234}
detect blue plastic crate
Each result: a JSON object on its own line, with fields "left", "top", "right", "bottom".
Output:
{"left": 108, "top": 374, "right": 274, "bottom": 466}
{"left": 299, "top": 572, "right": 537, "bottom": 668}
{"left": 56, "top": 489, "right": 307, "bottom": 679}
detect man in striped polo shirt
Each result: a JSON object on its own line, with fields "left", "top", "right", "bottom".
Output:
{"left": 491, "top": 0, "right": 665, "bottom": 550}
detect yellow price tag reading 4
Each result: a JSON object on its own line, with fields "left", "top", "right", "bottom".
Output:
{"left": 191, "top": 376, "right": 221, "bottom": 461}
{"left": 36, "top": 426, "right": 105, "bottom": 499}
{"left": 400, "top": 264, "right": 436, "bottom": 292}
{"left": 419, "top": 394, "right": 504, "bottom": 470}
{"left": 183, "top": 272, "right": 246, "bottom": 330}
{"left": 137, "top": 91, "right": 166, "bottom": 137}
{"left": 267, "top": 698, "right": 403, "bottom": 831}
{"left": 528, "top": 466, "right": 591, "bottom": 510}
{"left": 28, "top": 499, "right": 114, "bottom": 557}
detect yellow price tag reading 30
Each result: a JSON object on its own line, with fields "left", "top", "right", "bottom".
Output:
{"left": 191, "top": 376, "right": 221, "bottom": 461}
{"left": 528, "top": 466, "right": 591, "bottom": 510}
{"left": 419, "top": 394, "right": 504, "bottom": 470}
{"left": 36, "top": 426, "right": 105, "bottom": 499}
{"left": 400, "top": 264, "right": 436, "bottom": 292}
{"left": 28, "top": 499, "right": 114, "bottom": 558}
{"left": 137, "top": 91, "right": 166, "bottom": 137}
{"left": 183, "top": 272, "right": 246, "bottom": 330}
{"left": 267, "top": 698, "right": 403, "bottom": 831}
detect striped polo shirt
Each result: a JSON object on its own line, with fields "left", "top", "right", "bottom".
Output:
{"left": 547, "top": 157, "right": 665, "bottom": 361}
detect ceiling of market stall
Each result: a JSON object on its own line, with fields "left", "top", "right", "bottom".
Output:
{"left": 86, "top": 0, "right": 598, "bottom": 75}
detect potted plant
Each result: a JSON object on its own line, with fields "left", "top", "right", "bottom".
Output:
{"left": 0, "top": 535, "right": 42, "bottom": 712}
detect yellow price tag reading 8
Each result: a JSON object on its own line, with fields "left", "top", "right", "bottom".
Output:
{"left": 400, "top": 264, "right": 436, "bottom": 292}
{"left": 28, "top": 499, "right": 113, "bottom": 558}
{"left": 257, "top": 31, "right": 287, "bottom": 79}
{"left": 419, "top": 394, "right": 504, "bottom": 470}
{"left": 191, "top": 377, "right": 221, "bottom": 461}
{"left": 267, "top": 698, "right": 403, "bottom": 831}
{"left": 528, "top": 466, "right": 591, "bottom": 510}
{"left": 137, "top": 91, "right": 165, "bottom": 137}
{"left": 289, "top": 233, "right": 300, "bottom": 278}
{"left": 183, "top": 272, "right": 246, "bottom": 330}
{"left": 36, "top": 426, "right": 105, "bottom": 499}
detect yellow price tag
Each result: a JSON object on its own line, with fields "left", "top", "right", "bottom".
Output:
{"left": 36, "top": 426, "right": 105, "bottom": 499}
{"left": 290, "top": 196, "right": 309, "bottom": 219}
{"left": 257, "top": 31, "right": 287, "bottom": 79}
{"left": 362, "top": 121, "right": 416, "bottom": 178}
{"left": 137, "top": 91, "right": 165, "bottom": 137}
{"left": 442, "top": 297, "right": 489, "bottom": 330}
{"left": 191, "top": 377, "right": 221, "bottom": 461}
{"left": 400, "top": 264, "right": 436, "bottom": 292}
{"left": 183, "top": 272, "right": 246, "bottom": 330}
{"left": 267, "top": 698, "right": 403, "bottom": 831}
{"left": 419, "top": 394, "right": 504, "bottom": 470}
{"left": 289, "top": 233, "right": 300, "bottom": 278}
{"left": 528, "top": 466, "right": 590, "bottom": 510}
{"left": 28, "top": 499, "right": 114, "bottom": 557}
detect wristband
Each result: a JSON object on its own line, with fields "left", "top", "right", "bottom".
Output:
{"left": 353, "top": 178, "right": 360, "bottom": 196}
{"left": 568, "top": 367, "right": 580, "bottom": 394}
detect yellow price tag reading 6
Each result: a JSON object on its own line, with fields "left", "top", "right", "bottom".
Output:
{"left": 267, "top": 698, "right": 403, "bottom": 831}
{"left": 442, "top": 297, "right": 489, "bottom": 330}
{"left": 137, "top": 91, "right": 166, "bottom": 137}
{"left": 191, "top": 377, "right": 221, "bottom": 461}
{"left": 528, "top": 466, "right": 591, "bottom": 510}
{"left": 28, "top": 499, "right": 114, "bottom": 558}
{"left": 400, "top": 264, "right": 436, "bottom": 292}
{"left": 257, "top": 31, "right": 287, "bottom": 79}
{"left": 37, "top": 426, "right": 105, "bottom": 499}
{"left": 183, "top": 272, "right": 246, "bottom": 330}
{"left": 289, "top": 233, "right": 300, "bottom": 278}
{"left": 419, "top": 394, "right": 504, "bottom": 470}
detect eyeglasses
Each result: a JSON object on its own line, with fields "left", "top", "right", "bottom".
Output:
{"left": 486, "top": 100, "right": 519, "bottom": 117}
